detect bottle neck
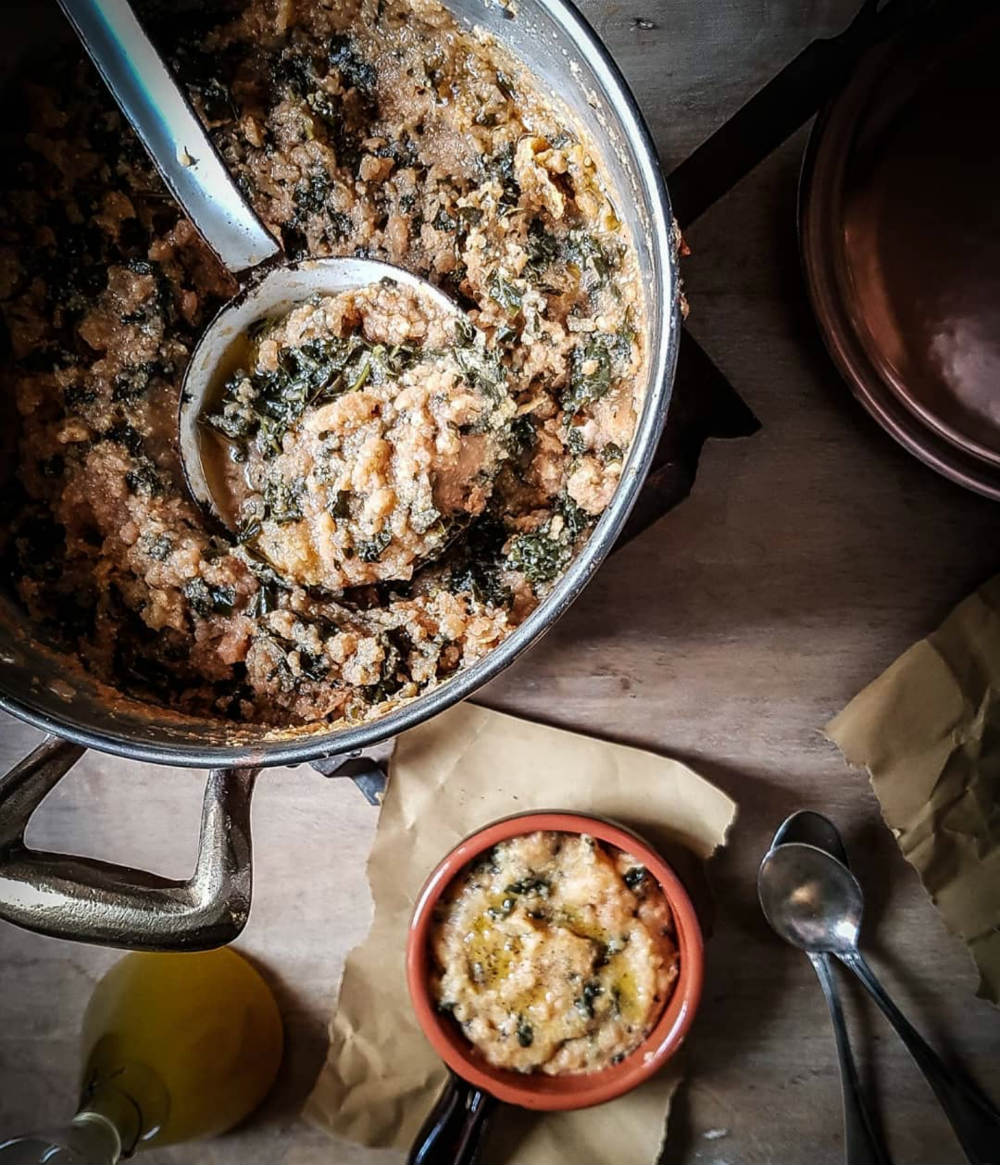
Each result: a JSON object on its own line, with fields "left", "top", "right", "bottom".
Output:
{"left": 0, "top": 1112, "right": 122, "bottom": 1165}
{"left": 77, "top": 1082, "right": 143, "bottom": 1160}
{"left": 77, "top": 1057, "right": 170, "bottom": 1157}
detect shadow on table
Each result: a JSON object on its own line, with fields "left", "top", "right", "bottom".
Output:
{"left": 654, "top": 755, "right": 794, "bottom": 1161}
{"left": 228, "top": 951, "right": 330, "bottom": 1133}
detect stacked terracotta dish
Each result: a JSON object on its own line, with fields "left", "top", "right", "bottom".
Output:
{"left": 800, "top": 2, "right": 1000, "bottom": 498}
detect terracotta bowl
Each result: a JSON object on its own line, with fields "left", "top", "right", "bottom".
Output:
{"left": 406, "top": 810, "right": 704, "bottom": 1112}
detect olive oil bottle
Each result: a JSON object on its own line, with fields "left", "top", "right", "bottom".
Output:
{"left": 0, "top": 948, "right": 283, "bottom": 1163}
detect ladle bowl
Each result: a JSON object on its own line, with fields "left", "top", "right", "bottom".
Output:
{"left": 177, "top": 259, "right": 467, "bottom": 531}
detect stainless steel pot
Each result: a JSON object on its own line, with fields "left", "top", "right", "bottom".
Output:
{"left": 0, "top": 0, "right": 680, "bottom": 949}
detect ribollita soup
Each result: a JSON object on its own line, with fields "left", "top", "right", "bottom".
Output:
{"left": 0, "top": 0, "right": 645, "bottom": 728}
{"left": 429, "top": 831, "right": 679, "bottom": 1074}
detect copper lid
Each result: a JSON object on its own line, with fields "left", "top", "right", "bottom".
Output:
{"left": 800, "top": 2, "right": 1000, "bottom": 497}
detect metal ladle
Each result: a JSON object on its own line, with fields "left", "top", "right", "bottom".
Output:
{"left": 759, "top": 840, "right": 1000, "bottom": 1165}
{"left": 766, "top": 812, "right": 890, "bottom": 1165}
{"left": 57, "top": 0, "right": 465, "bottom": 532}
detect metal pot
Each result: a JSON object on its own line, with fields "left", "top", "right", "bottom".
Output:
{"left": 0, "top": 0, "right": 680, "bottom": 949}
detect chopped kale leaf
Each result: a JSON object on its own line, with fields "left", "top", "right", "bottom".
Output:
{"left": 505, "top": 528, "right": 568, "bottom": 585}
{"left": 447, "top": 513, "right": 511, "bottom": 608}
{"left": 526, "top": 217, "right": 561, "bottom": 270}
{"left": 505, "top": 876, "right": 550, "bottom": 896}
{"left": 574, "top": 979, "right": 603, "bottom": 1019}
{"left": 236, "top": 517, "right": 262, "bottom": 545}
{"left": 357, "top": 528, "right": 391, "bottom": 562}
{"left": 508, "top": 414, "right": 536, "bottom": 459}
{"left": 143, "top": 533, "right": 173, "bottom": 561}
{"left": 486, "top": 896, "right": 516, "bottom": 919}
{"left": 274, "top": 47, "right": 318, "bottom": 97}
{"left": 563, "top": 334, "right": 613, "bottom": 412}
{"left": 103, "top": 422, "right": 144, "bottom": 456}
{"left": 494, "top": 70, "right": 517, "bottom": 101}
{"left": 112, "top": 360, "right": 157, "bottom": 404}
{"left": 453, "top": 325, "right": 506, "bottom": 403}
{"left": 206, "top": 331, "right": 372, "bottom": 458}
{"left": 263, "top": 477, "right": 305, "bottom": 524}
{"left": 124, "top": 458, "right": 164, "bottom": 498}
{"left": 362, "top": 627, "right": 410, "bottom": 703}
{"left": 183, "top": 578, "right": 237, "bottom": 617}
{"left": 432, "top": 206, "right": 457, "bottom": 231}
{"left": 483, "top": 144, "right": 520, "bottom": 209}
{"left": 292, "top": 172, "right": 333, "bottom": 218}
{"left": 328, "top": 34, "right": 377, "bottom": 96}
{"left": 488, "top": 272, "right": 523, "bottom": 316}
{"left": 505, "top": 496, "right": 591, "bottom": 586}
{"left": 566, "top": 426, "right": 586, "bottom": 456}
{"left": 64, "top": 382, "right": 98, "bottom": 411}
{"left": 564, "top": 230, "right": 621, "bottom": 285}
{"left": 328, "top": 489, "right": 352, "bottom": 519}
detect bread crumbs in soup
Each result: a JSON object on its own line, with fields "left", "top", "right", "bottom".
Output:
{"left": 429, "top": 831, "right": 679, "bottom": 1074}
{"left": 0, "top": 0, "right": 645, "bottom": 728}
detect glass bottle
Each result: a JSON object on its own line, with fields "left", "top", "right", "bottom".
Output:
{"left": 0, "top": 947, "right": 283, "bottom": 1163}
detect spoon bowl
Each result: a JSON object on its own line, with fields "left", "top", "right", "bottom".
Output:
{"left": 771, "top": 809, "right": 849, "bottom": 865}
{"left": 758, "top": 842, "right": 864, "bottom": 956}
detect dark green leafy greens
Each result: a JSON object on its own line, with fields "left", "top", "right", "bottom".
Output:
{"left": 574, "top": 979, "right": 603, "bottom": 1019}
{"left": 205, "top": 327, "right": 422, "bottom": 460}
{"left": 505, "top": 496, "right": 591, "bottom": 586}
{"left": 447, "top": 514, "right": 511, "bottom": 608}
{"left": 357, "top": 529, "right": 391, "bottom": 563}
{"left": 453, "top": 318, "right": 507, "bottom": 403}
{"left": 263, "top": 477, "right": 305, "bottom": 525}
{"left": 183, "top": 578, "right": 237, "bottom": 617}
{"left": 563, "top": 334, "right": 613, "bottom": 412}
{"left": 488, "top": 272, "right": 523, "bottom": 316}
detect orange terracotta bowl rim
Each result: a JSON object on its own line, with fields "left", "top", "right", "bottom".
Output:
{"left": 405, "top": 810, "right": 704, "bottom": 1111}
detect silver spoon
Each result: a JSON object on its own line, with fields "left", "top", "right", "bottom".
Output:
{"left": 772, "top": 809, "right": 850, "bottom": 863}
{"left": 765, "top": 813, "right": 891, "bottom": 1165}
{"left": 57, "top": 0, "right": 464, "bottom": 531}
{"left": 759, "top": 841, "right": 1000, "bottom": 1165}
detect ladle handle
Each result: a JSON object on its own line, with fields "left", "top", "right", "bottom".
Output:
{"left": 840, "top": 951, "right": 1000, "bottom": 1165}
{"left": 56, "top": 0, "right": 281, "bottom": 276}
{"left": 809, "top": 953, "right": 891, "bottom": 1165}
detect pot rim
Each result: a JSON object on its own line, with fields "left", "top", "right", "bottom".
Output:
{"left": 0, "top": 0, "right": 680, "bottom": 768}
{"left": 405, "top": 810, "right": 704, "bottom": 1110}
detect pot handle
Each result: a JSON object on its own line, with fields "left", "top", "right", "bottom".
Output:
{"left": 0, "top": 737, "right": 257, "bottom": 950}
{"left": 408, "top": 1073, "right": 495, "bottom": 1165}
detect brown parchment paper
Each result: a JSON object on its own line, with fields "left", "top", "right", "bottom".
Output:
{"left": 826, "top": 575, "right": 1000, "bottom": 1005}
{"left": 305, "top": 703, "right": 737, "bottom": 1164}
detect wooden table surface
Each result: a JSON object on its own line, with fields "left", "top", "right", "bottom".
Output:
{"left": 2, "top": 1, "right": 999, "bottom": 1162}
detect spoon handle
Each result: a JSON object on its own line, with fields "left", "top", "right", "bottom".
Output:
{"left": 839, "top": 951, "right": 1000, "bottom": 1165}
{"left": 56, "top": 0, "right": 280, "bottom": 275}
{"left": 809, "top": 953, "right": 893, "bottom": 1165}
